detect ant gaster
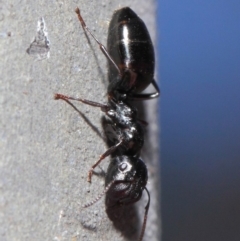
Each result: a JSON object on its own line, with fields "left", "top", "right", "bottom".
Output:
{"left": 55, "top": 7, "right": 159, "bottom": 241}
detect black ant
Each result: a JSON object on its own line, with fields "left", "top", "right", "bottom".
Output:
{"left": 55, "top": 7, "right": 159, "bottom": 241}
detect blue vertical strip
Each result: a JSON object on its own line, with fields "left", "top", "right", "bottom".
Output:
{"left": 159, "top": 1, "right": 240, "bottom": 240}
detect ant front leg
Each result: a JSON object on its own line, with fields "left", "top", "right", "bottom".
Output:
{"left": 88, "top": 140, "right": 123, "bottom": 183}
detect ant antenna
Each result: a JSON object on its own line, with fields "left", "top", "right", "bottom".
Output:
{"left": 81, "top": 180, "right": 115, "bottom": 209}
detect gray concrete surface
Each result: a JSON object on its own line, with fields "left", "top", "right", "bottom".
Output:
{"left": 0, "top": 0, "right": 160, "bottom": 240}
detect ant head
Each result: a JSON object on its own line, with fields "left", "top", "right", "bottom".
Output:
{"left": 105, "top": 155, "right": 148, "bottom": 206}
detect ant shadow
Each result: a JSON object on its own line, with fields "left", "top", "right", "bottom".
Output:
{"left": 105, "top": 201, "right": 141, "bottom": 241}
{"left": 60, "top": 98, "right": 103, "bottom": 140}
{"left": 81, "top": 30, "right": 108, "bottom": 89}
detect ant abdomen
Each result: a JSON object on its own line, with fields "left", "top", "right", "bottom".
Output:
{"left": 107, "top": 7, "right": 155, "bottom": 94}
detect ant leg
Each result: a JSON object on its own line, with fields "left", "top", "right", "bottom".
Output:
{"left": 138, "top": 187, "right": 150, "bottom": 241}
{"left": 75, "top": 7, "right": 121, "bottom": 76}
{"left": 137, "top": 119, "right": 148, "bottom": 127}
{"left": 88, "top": 140, "right": 123, "bottom": 183}
{"left": 54, "top": 93, "right": 109, "bottom": 111}
{"left": 128, "top": 79, "right": 160, "bottom": 100}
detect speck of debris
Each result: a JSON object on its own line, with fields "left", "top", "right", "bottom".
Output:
{"left": 26, "top": 17, "right": 50, "bottom": 60}
{"left": 0, "top": 31, "right": 11, "bottom": 38}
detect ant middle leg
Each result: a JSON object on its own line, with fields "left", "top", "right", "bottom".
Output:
{"left": 87, "top": 140, "right": 123, "bottom": 183}
{"left": 128, "top": 79, "right": 160, "bottom": 100}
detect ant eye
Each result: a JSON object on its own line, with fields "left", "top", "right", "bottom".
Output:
{"left": 119, "top": 162, "right": 128, "bottom": 171}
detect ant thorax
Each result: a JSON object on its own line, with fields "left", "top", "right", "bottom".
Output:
{"left": 106, "top": 99, "right": 138, "bottom": 126}
{"left": 103, "top": 100, "right": 144, "bottom": 156}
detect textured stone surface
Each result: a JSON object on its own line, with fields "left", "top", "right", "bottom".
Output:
{"left": 0, "top": 1, "right": 160, "bottom": 240}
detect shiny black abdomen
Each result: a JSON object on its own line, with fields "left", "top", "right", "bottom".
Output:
{"left": 107, "top": 7, "right": 155, "bottom": 93}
